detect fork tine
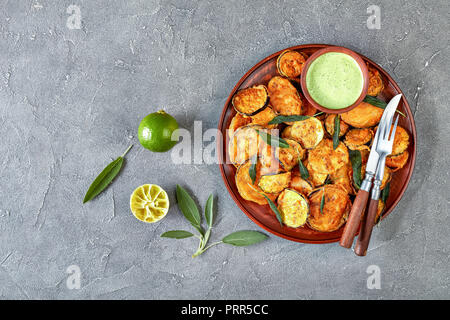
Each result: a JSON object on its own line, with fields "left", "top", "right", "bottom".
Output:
{"left": 389, "top": 115, "right": 400, "bottom": 142}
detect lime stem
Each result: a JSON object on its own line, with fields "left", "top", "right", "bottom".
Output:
{"left": 121, "top": 144, "right": 133, "bottom": 158}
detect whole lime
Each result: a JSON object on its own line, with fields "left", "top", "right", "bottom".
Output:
{"left": 138, "top": 110, "right": 179, "bottom": 152}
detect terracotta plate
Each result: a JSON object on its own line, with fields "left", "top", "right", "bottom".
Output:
{"left": 217, "top": 44, "right": 417, "bottom": 244}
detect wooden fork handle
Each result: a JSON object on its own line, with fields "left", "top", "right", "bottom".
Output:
{"left": 354, "top": 198, "right": 379, "bottom": 256}
{"left": 339, "top": 189, "right": 369, "bottom": 248}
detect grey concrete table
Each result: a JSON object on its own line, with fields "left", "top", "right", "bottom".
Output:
{"left": 0, "top": 0, "right": 449, "bottom": 299}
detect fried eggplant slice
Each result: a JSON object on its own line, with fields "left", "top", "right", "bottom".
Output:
{"left": 277, "top": 189, "right": 309, "bottom": 228}
{"left": 330, "top": 162, "right": 355, "bottom": 195}
{"left": 386, "top": 150, "right": 409, "bottom": 172}
{"left": 250, "top": 106, "right": 278, "bottom": 128}
{"left": 289, "top": 174, "right": 314, "bottom": 196}
{"left": 289, "top": 117, "right": 324, "bottom": 149}
{"left": 228, "top": 113, "right": 252, "bottom": 138}
{"left": 276, "top": 50, "right": 306, "bottom": 79}
{"left": 325, "top": 114, "right": 349, "bottom": 137}
{"left": 258, "top": 171, "right": 291, "bottom": 194}
{"left": 341, "top": 102, "right": 383, "bottom": 128}
{"left": 361, "top": 164, "right": 392, "bottom": 190}
{"left": 232, "top": 85, "right": 269, "bottom": 116}
{"left": 228, "top": 125, "right": 262, "bottom": 166}
{"left": 307, "top": 139, "right": 349, "bottom": 174}
{"left": 267, "top": 76, "right": 303, "bottom": 117}
{"left": 278, "top": 139, "right": 305, "bottom": 170}
{"left": 235, "top": 160, "right": 278, "bottom": 205}
{"left": 305, "top": 160, "right": 329, "bottom": 187}
{"left": 307, "top": 185, "right": 351, "bottom": 232}
{"left": 344, "top": 128, "right": 374, "bottom": 150}
{"left": 390, "top": 125, "right": 410, "bottom": 156}
{"left": 367, "top": 65, "right": 384, "bottom": 97}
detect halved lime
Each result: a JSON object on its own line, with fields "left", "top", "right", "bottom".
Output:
{"left": 130, "top": 184, "right": 169, "bottom": 223}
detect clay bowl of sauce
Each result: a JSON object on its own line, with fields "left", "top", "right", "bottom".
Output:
{"left": 300, "top": 46, "right": 369, "bottom": 114}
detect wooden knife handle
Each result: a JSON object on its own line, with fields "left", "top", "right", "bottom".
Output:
{"left": 339, "top": 189, "right": 369, "bottom": 248}
{"left": 354, "top": 198, "right": 379, "bottom": 256}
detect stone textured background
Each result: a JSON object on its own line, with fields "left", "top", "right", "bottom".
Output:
{"left": 0, "top": 0, "right": 449, "bottom": 299}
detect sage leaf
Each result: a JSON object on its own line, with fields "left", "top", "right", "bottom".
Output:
{"left": 381, "top": 182, "right": 391, "bottom": 204}
{"left": 261, "top": 194, "right": 283, "bottom": 227}
{"left": 268, "top": 115, "right": 310, "bottom": 124}
{"left": 320, "top": 191, "right": 325, "bottom": 215}
{"left": 298, "top": 159, "right": 309, "bottom": 180}
{"left": 363, "top": 95, "right": 406, "bottom": 117}
{"left": 161, "top": 230, "right": 194, "bottom": 239}
{"left": 222, "top": 230, "right": 268, "bottom": 246}
{"left": 333, "top": 114, "right": 340, "bottom": 150}
{"left": 83, "top": 145, "right": 132, "bottom": 203}
{"left": 176, "top": 185, "right": 202, "bottom": 233}
{"left": 256, "top": 129, "right": 289, "bottom": 148}
{"left": 205, "top": 194, "right": 214, "bottom": 228}
{"left": 249, "top": 155, "right": 257, "bottom": 184}
{"left": 349, "top": 150, "right": 362, "bottom": 189}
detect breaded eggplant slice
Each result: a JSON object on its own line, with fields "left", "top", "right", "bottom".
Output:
{"left": 258, "top": 171, "right": 291, "bottom": 194}
{"left": 249, "top": 105, "right": 278, "bottom": 128}
{"left": 344, "top": 128, "right": 373, "bottom": 150}
{"left": 276, "top": 50, "right": 306, "bottom": 79}
{"left": 267, "top": 76, "right": 303, "bottom": 117}
{"left": 289, "top": 174, "right": 314, "bottom": 196}
{"left": 277, "top": 189, "right": 309, "bottom": 228}
{"left": 228, "top": 113, "right": 252, "bottom": 138}
{"left": 228, "top": 125, "right": 263, "bottom": 166}
{"left": 341, "top": 102, "right": 383, "bottom": 128}
{"left": 308, "top": 185, "right": 351, "bottom": 232}
{"left": 278, "top": 139, "right": 305, "bottom": 171}
{"left": 289, "top": 117, "right": 324, "bottom": 149}
{"left": 386, "top": 150, "right": 409, "bottom": 172}
{"left": 307, "top": 139, "right": 349, "bottom": 174}
{"left": 305, "top": 160, "right": 329, "bottom": 187}
{"left": 325, "top": 114, "right": 349, "bottom": 138}
{"left": 361, "top": 164, "right": 392, "bottom": 190}
{"left": 389, "top": 125, "right": 410, "bottom": 156}
{"left": 367, "top": 65, "right": 384, "bottom": 97}
{"left": 232, "top": 85, "right": 269, "bottom": 116}
{"left": 330, "top": 162, "right": 355, "bottom": 195}
{"left": 235, "top": 160, "right": 278, "bottom": 205}
{"left": 258, "top": 142, "right": 283, "bottom": 175}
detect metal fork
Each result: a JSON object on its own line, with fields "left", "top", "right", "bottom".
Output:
{"left": 354, "top": 114, "right": 400, "bottom": 256}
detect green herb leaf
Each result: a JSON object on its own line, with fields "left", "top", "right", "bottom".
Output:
{"left": 249, "top": 155, "right": 257, "bottom": 184}
{"left": 161, "top": 230, "right": 194, "bottom": 239}
{"left": 222, "top": 230, "right": 268, "bottom": 246}
{"left": 333, "top": 114, "right": 340, "bottom": 150}
{"left": 320, "top": 191, "right": 325, "bottom": 214}
{"left": 381, "top": 182, "right": 391, "bottom": 204}
{"left": 256, "top": 129, "right": 289, "bottom": 148}
{"left": 176, "top": 185, "right": 203, "bottom": 233}
{"left": 298, "top": 159, "right": 309, "bottom": 180}
{"left": 261, "top": 193, "right": 284, "bottom": 227}
{"left": 205, "top": 194, "right": 214, "bottom": 228}
{"left": 349, "top": 150, "right": 362, "bottom": 189}
{"left": 364, "top": 95, "right": 406, "bottom": 117}
{"left": 324, "top": 175, "right": 332, "bottom": 185}
{"left": 268, "top": 115, "right": 310, "bottom": 124}
{"left": 83, "top": 145, "right": 132, "bottom": 203}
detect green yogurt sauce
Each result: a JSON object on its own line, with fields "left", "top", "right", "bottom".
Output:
{"left": 305, "top": 52, "right": 363, "bottom": 109}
